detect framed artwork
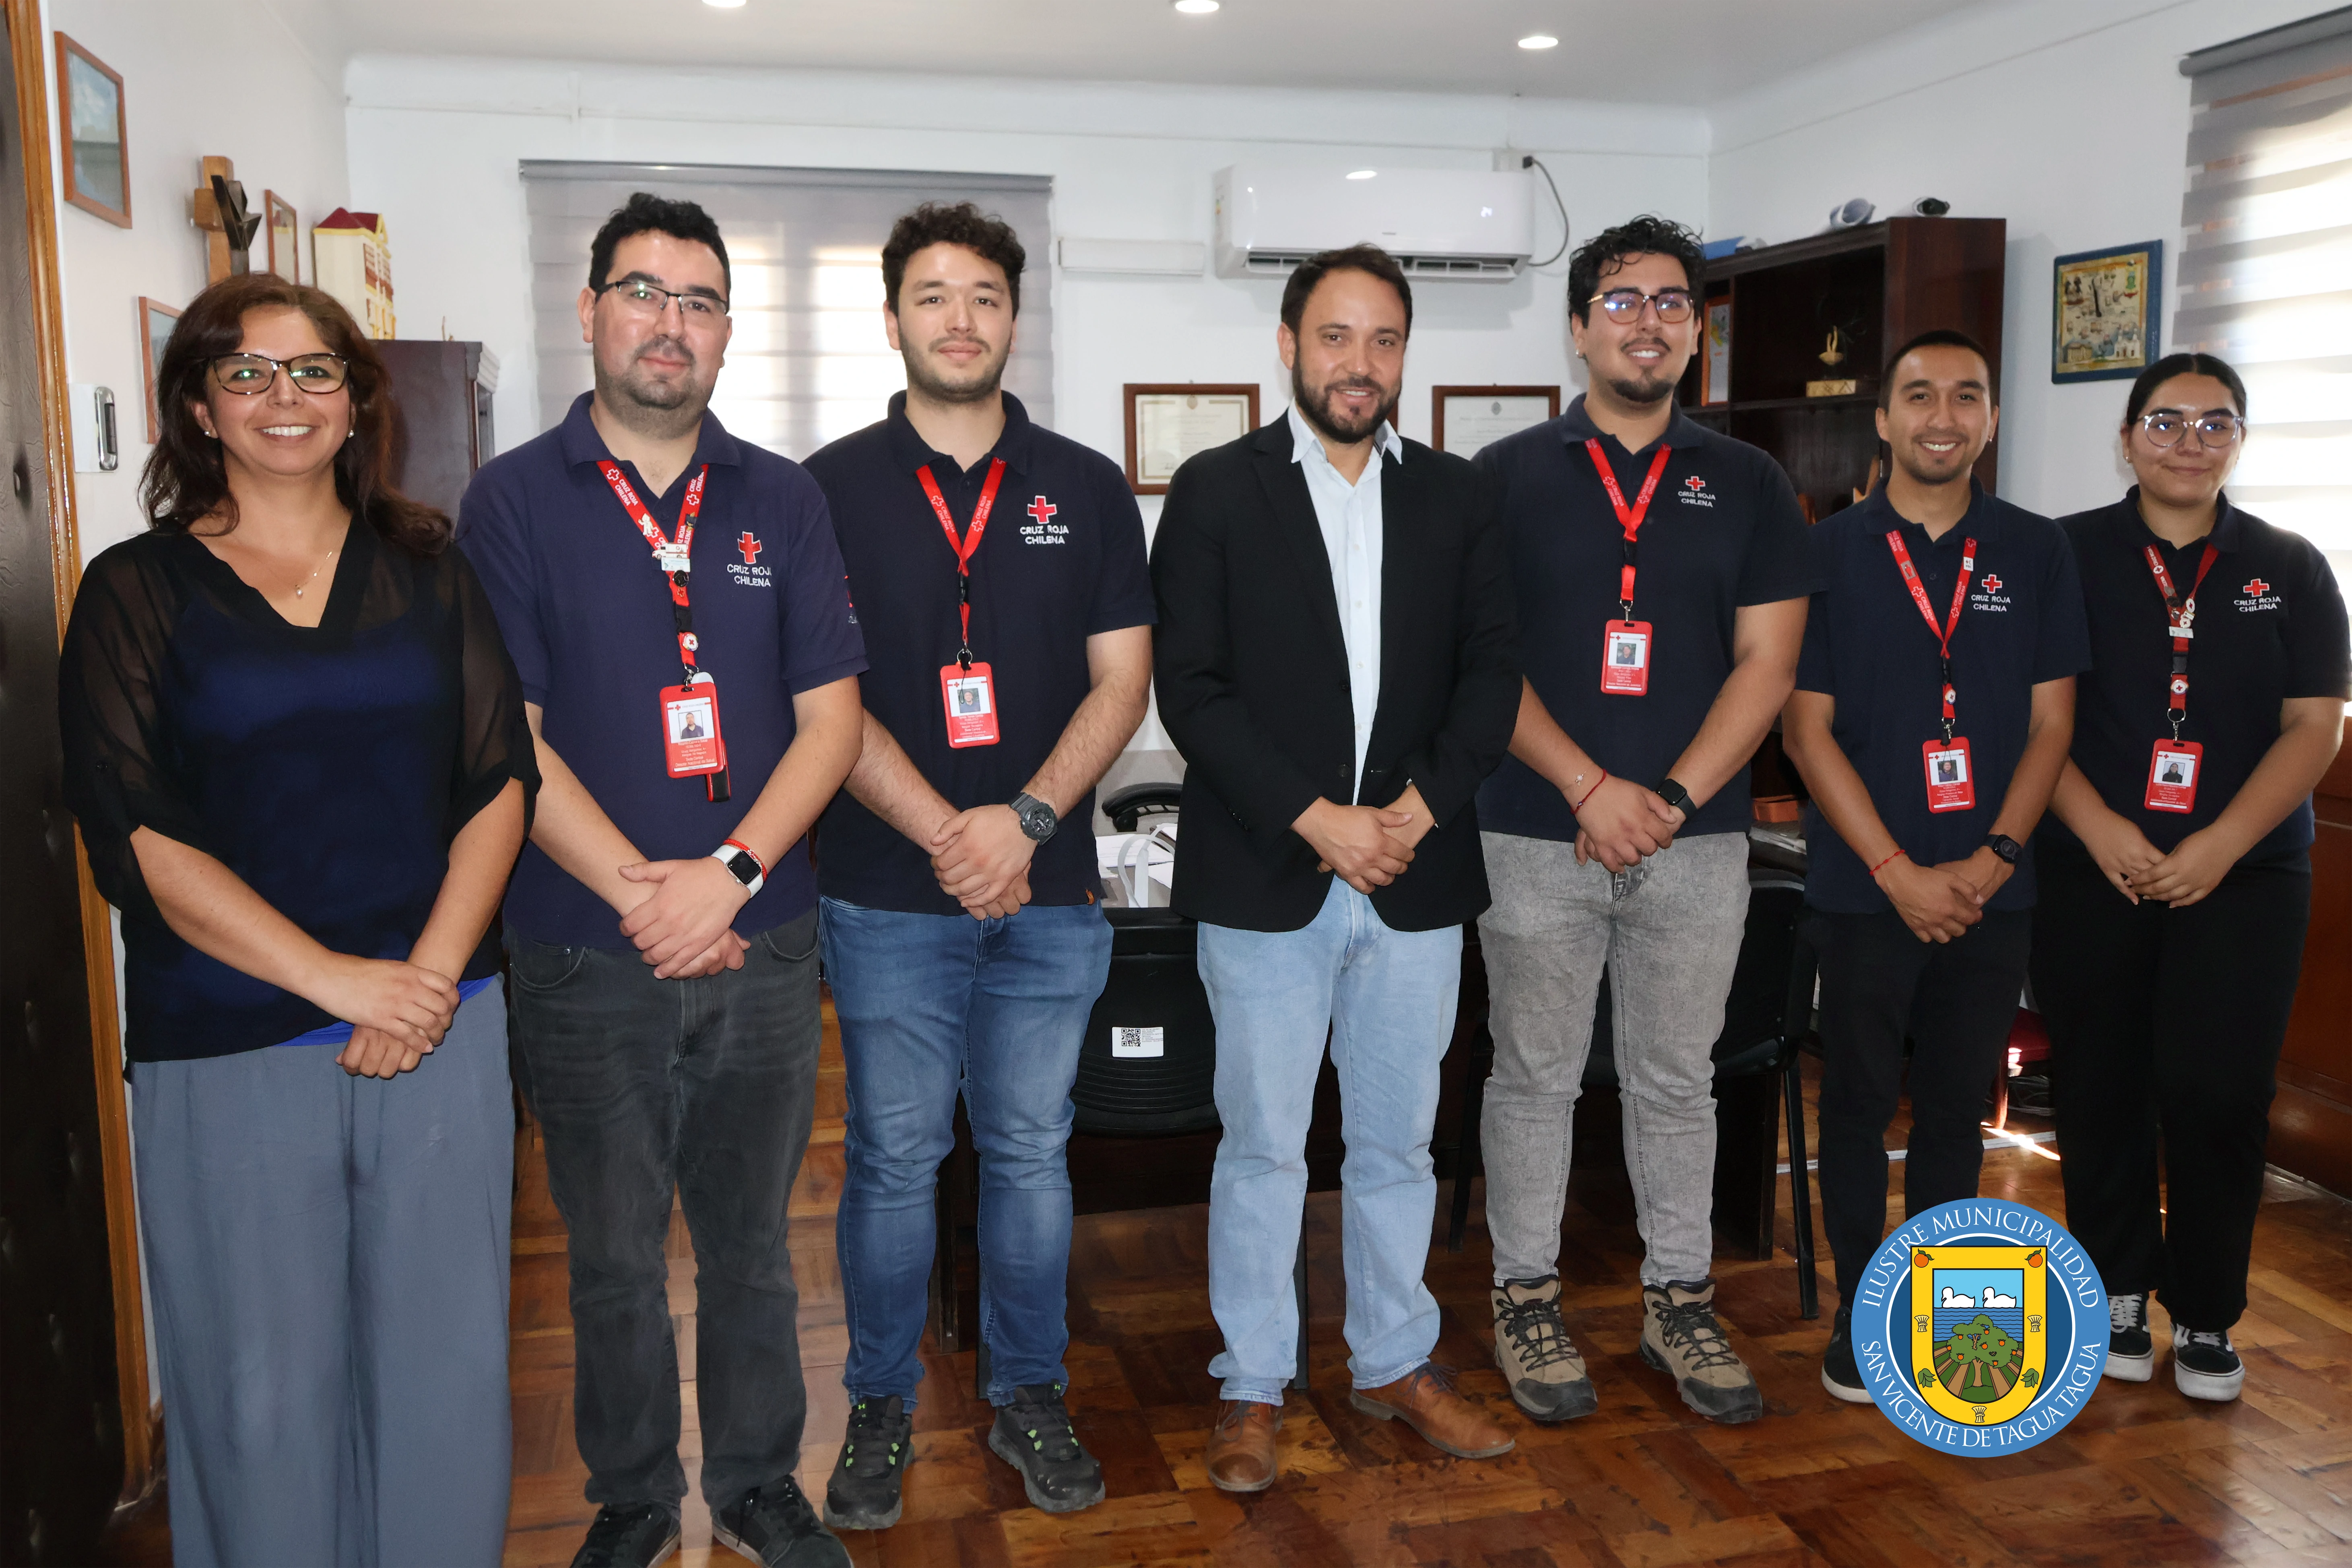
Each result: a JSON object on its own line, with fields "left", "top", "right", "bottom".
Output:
{"left": 137, "top": 297, "right": 179, "bottom": 444}
{"left": 1702, "top": 296, "right": 1733, "bottom": 405}
{"left": 1124, "top": 384, "right": 1259, "bottom": 494}
{"left": 1432, "top": 386, "right": 1559, "bottom": 458}
{"left": 57, "top": 34, "right": 130, "bottom": 227}
{"left": 265, "top": 191, "right": 299, "bottom": 283}
{"left": 2053, "top": 242, "right": 2162, "bottom": 383}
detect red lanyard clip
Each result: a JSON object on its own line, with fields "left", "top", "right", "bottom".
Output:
{"left": 2143, "top": 541, "right": 2219, "bottom": 741}
{"left": 600, "top": 460, "right": 710, "bottom": 687}
{"left": 1885, "top": 530, "right": 1976, "bottom": 742}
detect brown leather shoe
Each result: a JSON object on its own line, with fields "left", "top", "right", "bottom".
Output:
{"left": 1349, "top": 1363, "right": 1515, "bottom": 1459}
{"left": 1205, "top": 1399, "right": 1282, "bottom": 1493}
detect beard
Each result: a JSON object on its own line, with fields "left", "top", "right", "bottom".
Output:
{"left": 1293, "top": 361, "right": 1395, "bottom": 445}
{"left": 1601, "top": 340, "right": 1679, "bottom": 408}
{"left": 594, "top": 334, "right": 710, "bottom": 438}
{"left": 905, "top": 334, "right": 1009, "bottom": 405}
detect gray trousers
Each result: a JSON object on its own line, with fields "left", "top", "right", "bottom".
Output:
{"left": 1478, "top": 831, "right": 1749, "bottom": 1285}
{"left": 130, "top": 985, "right": 515, "bottom": 1568}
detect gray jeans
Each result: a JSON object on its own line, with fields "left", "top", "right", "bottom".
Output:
{"left": 1478, "top": 830, "right": 1750, "bottom": 1285}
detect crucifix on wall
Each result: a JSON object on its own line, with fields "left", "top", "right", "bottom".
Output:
{"left": 191, "top": 155, "right": 260, "bottom": 283}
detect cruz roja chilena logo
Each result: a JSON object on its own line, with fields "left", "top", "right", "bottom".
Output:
{"left": 1855, "top": 1199, "right": 2106, "bottom": 1455}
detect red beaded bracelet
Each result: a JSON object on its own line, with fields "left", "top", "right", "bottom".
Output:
{"left": 1572, "top": 770, "right": 1609, "bottom": 812}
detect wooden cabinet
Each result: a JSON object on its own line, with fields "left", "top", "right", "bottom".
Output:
{"left": 375, "top": 339, "right": 496, "bottom": 522}
{"left": 2274, "top": 744, "right": 2352, "bottom": 1194}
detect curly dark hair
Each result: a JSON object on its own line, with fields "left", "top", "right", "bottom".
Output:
{"left": 1279, "top": 243, "right": 1413, "bottom": 337}
{"left": 590, "top": 191, "right": 731, "bottom": 299}
{"left": 882, "top": 201, "right": 1027, "bottom": 317}
{"left": 138, "top": 274, "right": 450, "bottom": 555}
{"left": 1567, "top": 215, "right": 1705, "bottom": 324}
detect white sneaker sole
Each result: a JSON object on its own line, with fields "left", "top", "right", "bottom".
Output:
{"left": 2175, "top": 1358, "right": 2245, "bottom": 1401}
{"left": 2104, "top": 1345, "right": 2155, "bottom": 1383}
{"left": 1821, "top": 1366, "right": 1873, "bottom": 1405}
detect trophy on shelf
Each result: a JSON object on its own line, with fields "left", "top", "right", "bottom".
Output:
{"left": 1807, "top": 325, "right": 1860, "bottom": 398}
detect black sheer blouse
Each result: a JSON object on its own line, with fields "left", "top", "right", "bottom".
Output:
{"left": 58, "top": 516, "right": 539, "bottom": 1062}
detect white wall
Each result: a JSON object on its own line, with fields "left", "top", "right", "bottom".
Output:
{"left": 47, "top": 0, "right": 351, "bottom": 563}
{"left": 1706, "top": 0, "right": 2329, "bottom": 523}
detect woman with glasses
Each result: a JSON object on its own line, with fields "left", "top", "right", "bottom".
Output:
{"left": 58, "top": 274, "right": 537, "bottom": 1566}
{"left": 2033, "top": 352, "right": 2347, "bottom": 1403}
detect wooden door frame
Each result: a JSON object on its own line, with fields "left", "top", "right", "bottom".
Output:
{"left": 11, "top": 0, "right": 155, "bottom": 1504}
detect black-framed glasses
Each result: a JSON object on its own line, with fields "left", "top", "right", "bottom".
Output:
{"left": 210, "top": 353, "right": 349, "bottom": 394}
{"left": 2139, "top": 410, "right": 2245, "bottom": 448}
{"left": 598, "top": 278, "right": 730, "bottom": 322}
{"left": 1591, "top": 287, "right": 1696, "bottom": 324}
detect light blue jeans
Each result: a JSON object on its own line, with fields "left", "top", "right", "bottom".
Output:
{"left": 1199, "top": 879, "right": 1463, "bottom": 1404}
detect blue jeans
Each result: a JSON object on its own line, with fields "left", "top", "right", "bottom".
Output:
{"left": 820, "top": 896, "right": 1113, "bottom": 1406}
{"left": 1199, "top": 879, "right": 1463, "bottom": 1404}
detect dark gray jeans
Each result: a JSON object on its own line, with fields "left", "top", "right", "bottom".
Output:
{"left": 507, "top": 911, "right": 822, "bottom": 1515}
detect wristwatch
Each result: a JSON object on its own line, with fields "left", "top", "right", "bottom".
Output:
{"left": 1655, "top": 777, "right": 1692, "bottom": 813}
{"left": 1982, "top": 833, "right": 2022, "bottom": 865}
{"left": 1010, "top": 792, "right": 1059, "bottom": 844}
{"left": 710, "top": 838, "right": 766, "bottom": 897}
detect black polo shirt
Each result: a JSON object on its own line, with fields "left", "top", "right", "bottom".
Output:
{"left": 2040, "top": 489, "right": 2348, "bottom": 869}
{"left": 1797, "top": 483, "right": 2091, "bottom": 914}
{"left": 1475, "top": 395, "right": 1817, "bottom": 842}
{"left": 805, "top": 392, "right": 1155, "bottom": 916}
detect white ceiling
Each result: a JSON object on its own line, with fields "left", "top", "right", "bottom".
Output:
{"left": 299, "top": 0, "right": 1993, "bottom": 104}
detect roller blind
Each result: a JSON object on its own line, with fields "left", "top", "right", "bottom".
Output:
{"left": 520, "top": 162, "right": 1053, "bottom": 460}
{"left": 2178, "top": 9, "right": 2352, "bottom": 589}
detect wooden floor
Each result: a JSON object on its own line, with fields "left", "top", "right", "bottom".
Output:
{"left": 99, "top": 993, "right": 2352, "bottom": 1567}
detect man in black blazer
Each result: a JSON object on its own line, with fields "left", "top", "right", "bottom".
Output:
{"left": 1150, "top": 245, "right": 1518, "bottom": 1494}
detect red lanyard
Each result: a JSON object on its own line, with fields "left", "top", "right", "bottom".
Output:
{"left": 599, "top": 460, "right": 710, "bottom": 686}
{"left": 1885, "top": 529, "right": 1977, "bottom": 741}
{"left": 2144, "top": 541, "right": 2219, "bottom": 738}
{"left": 916, "top": 457, "right": 1006, "bottom": 669}
{"left": 1587, "top": 439, "right": 1672, "bottom": 623}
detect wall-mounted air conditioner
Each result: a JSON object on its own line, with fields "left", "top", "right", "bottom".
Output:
{"left": 1213, "top": 164, "right": 1534, "bottom": 283}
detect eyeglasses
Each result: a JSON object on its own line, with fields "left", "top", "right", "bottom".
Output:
{"left": 1590, "top": 287, "right": 1696, "bottom": 324}
{"left": 210, "top": 353, "right": 348, "bottom": 395}
{"left": 598, "top": 279, "right": 729, "bottom": 322}
{"left": 2138, "top": 410, "right": 2245, "bottom": 448}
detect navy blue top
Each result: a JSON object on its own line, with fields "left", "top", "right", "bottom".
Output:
{"left": 458, "top": 395, "right": 867, "bottom": 946}
{"left": 58, "top": 520, "right": 538, "bottom": 1062}
{"left": 2042, "top": 490, "right": 2349, "bottom": 868}
{"left": 804, "top": 392, "right": 1155, "bottom": 914}
{"left": 1797, "top": 483, "right": 2092, "bottom": 914}
{"left": 1475, "top": 396, "right": 1818, "bottom": 843}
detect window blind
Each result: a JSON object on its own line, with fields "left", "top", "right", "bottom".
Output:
{"left": 2179, "top": 8, "right": 2352, "bottom": 589}
{"left": 520, "top": 162, "right": 1054, "bottom": 460}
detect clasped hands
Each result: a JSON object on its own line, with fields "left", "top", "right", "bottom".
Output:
{"left": 323, "top": 954, "right": 458, "bottom": 1081}
{"left": 1878, "top": 847, "right": 2013, "bottom": 944}
{"left": 1293, "top": 784, "right": 1434, "bottom": 894}
{"left": 1570, "top": 776, "right": 1685, "bottom": 873}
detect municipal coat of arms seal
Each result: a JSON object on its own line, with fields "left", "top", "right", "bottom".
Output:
{"left": 1853, "top": 1199, "right": 2106, "bottom": 1454}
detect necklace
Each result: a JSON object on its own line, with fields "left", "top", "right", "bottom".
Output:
{"left": 293, "top": 547, "right": 336, "bottom": 598}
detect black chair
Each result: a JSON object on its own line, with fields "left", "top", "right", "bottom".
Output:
{"left": 1445, "top": 868, "right": 1821, "bottom": 1318}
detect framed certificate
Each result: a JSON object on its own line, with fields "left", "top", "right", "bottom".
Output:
{"left": 1432, "top": 386, "right": 1559, "bottom": 458}
{"left": 1124, "top": 384, "right": 1259, "bottom": 494}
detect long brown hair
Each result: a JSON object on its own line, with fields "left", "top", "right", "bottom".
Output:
{"left": 138, "top": 274, "right": 450, "bottom": 554}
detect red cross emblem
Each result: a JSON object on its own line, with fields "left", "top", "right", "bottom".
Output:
{"left": 737, "top": 532, "right": 762, "bottom": 566}
{"left": 2243, "top": 578, "right": 2270, "bottom": 596}
{"left": 1027, "top": 495, "right": 1057, "bottom": 528}
{"left": 1980, "top": 574, "right": 2002, "bottom": 591}
{"left": 1684, "top": 475, "right": 1706, "bottom": 490}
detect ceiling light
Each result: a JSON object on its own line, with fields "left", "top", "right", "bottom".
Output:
{"left": 1347, "top": 169, "right": 1377, "bottom": 180}
{"left": 703, "top": 0, "right": 746, "bottom": 8}
{"left": 1173, "top": 0, "right": 1220, "bottom": 13}
{"left": 1518, "top": 33, "right": 1558, "bottom": 49}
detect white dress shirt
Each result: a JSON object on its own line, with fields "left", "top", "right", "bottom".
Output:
{"left": 1287, "top": 403, "right": 1401, "bottom": 801}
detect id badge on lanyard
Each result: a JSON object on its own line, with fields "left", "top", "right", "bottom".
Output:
{"left": 2142, "top": 541, "right": 2219, "bottom": 812}
{"left": 599, "top": 460, "right": 729, "bottom": 797}
{"left": 660, "top": 672, "right": 725, "bottom": 778}
{"left": 1587, "top": 439, "right": 1671, "bottom": 696}
{"left": 1885, "top": 529, "right": 1977, "bottom": 811}
{"left": 918, "top": 457, "right": 1008, "bottom": 747}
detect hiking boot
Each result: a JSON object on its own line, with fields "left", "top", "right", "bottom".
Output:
{"left": 1640, "top": 1278, "right": 1762, "bottom": 1424}
{"left": 570, "top": 1502, "right": 680, "bottom": 1568}
{"left": 2104, "top": 1292, "right": 2154, "bottom": 1383}
{"left": 987, "top": 1382, "right": 1106, "bottom": 1514}
{"left": 1822, "top": 1305, "right": 1869, "bottom": 1405}
{"left": 2173, "top": 1323, "right": 2245, "bottom": 1402}
{"left": 713, "top": 1478, "right": 848, "bottom": 1567}
{"left": 1492, "top": 1275, "right": 1599, "bottom": 1422}
{"left": 1349, "top": 1362, "right": 1515, "bottom": 1458}
{"left": 1205, "top": 1398, "right": 1282, "bottom": 1493}
{"left": 823, "top": 1394, "right": 914, "bottom": 1531}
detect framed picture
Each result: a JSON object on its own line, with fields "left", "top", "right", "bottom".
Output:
{"left": 265, "top": 191, "right": 299, "bottom": 283}
{"left": 1702, "top": 296, "right": 1733, "bottom": 405}
{"left": 1124, "top": 384, "right": 1259, "bottom": 494}
{"left": 137, "top": 297, "right": 180, "bottom": 444}
{"left": 1432, "top": 386, "right": 1559, "bottom": 458}
{"left": 2052, "top": 241, "right": 2162, "bottom": 383}
{"left": 57, "top": 34, "right": 130, "bottom": 228}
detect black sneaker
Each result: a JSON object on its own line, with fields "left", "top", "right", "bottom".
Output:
{"left": 2173, "top": 1323, "right": 2245, "bottom": 1402}
{"left": 823, "top": 1394, "right": 914, "bottom": 1531}
{"left": 713, "top": 1477, "right": 849, "bottom": 1567}
{"left": 2105, "top": 1292, "right": 2154, "bottom": 1383}
{"left": 986, "top": 1381, "right": 1106, "bottom": 1514}
{"left": 1822, "top": 1306, "right": 1870, "bottom": 1404}
{"left": 569, "top": 1502, "right": 681, "bottom": 1568}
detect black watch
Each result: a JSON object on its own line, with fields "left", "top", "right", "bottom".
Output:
{"left": 1982, "top": 833, "right": 2022, "bottom": 864}
{"left": 1010, "top": 792, "right": 1059, "bottom": 844}
{"left": 1655, "top": 777, "right": 1691, "bottom": 812}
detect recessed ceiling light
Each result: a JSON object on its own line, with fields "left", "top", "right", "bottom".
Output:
{"left": 703, "top": 0, "right": 746, "bottom": 8}
{"left": 1518, "top": 33, "right": 1558, "bottom": 49}
{"left": 1346, "top": 169, "right": 1378, "bottom": 180}
{"left": 1173, "top": 0, "right": 1220, "bottom": 13}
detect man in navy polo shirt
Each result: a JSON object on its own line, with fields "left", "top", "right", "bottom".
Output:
{"left": 1473, "top": 216, "right": 1813, "bottom": 1428}
{"left": 1781, "top": 329, "right": 2088, "bottom": 1403}
{"left": 800, "top": 202, "right": 1152, "bottom": 1531}
{"left": 459, "top": 194, "right": 865, "bottom": 1568}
